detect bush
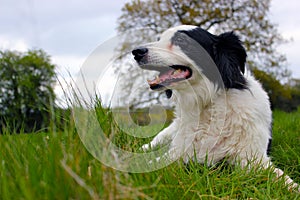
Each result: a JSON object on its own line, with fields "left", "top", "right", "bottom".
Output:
{"left": 252, "top": 68, "right": 300, "bottom": 112}
{"left": 0, "top": 49, "right": 56, "bottom": 133}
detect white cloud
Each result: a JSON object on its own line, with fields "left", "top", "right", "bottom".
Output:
{"left": 271, "top": 0, "right": 300, "bottom": 78}
{"left": 52, "top": 55, "right": 85, "bottom": 74}
{"left": 0, "top": 0, "right": 126, "bottom": 54}
{"left": 0, "top": 35, "right": 29, "bottom": 52}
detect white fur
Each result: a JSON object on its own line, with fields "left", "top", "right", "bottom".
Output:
{"left": 138, "top": 25, "right": 299, "bottom": 192}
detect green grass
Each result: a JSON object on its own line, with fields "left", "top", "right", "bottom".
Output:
{"left": 1, "top": 106, "right": 300, "bottom": 199}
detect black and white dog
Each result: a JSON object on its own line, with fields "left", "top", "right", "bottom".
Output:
{"left": 132, "top": 25, "right": 299, "bottom": 191}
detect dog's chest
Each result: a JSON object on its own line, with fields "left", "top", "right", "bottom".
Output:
{"left": 176, "top": 104, "right": 240, "bottom": 164}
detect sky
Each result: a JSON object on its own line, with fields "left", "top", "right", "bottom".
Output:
{"left": 1, "top": 0, "right": 300, "bottom": 104}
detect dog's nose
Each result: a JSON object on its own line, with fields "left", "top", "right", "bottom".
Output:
{"left": 132, "top": 47, "right": 148, "bottom": 62}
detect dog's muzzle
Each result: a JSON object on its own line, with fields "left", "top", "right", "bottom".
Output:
{"left": 132, "top": 47, "right": 148, "bottom": 62}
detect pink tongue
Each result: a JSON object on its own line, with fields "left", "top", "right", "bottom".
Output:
{"left": 159, "top": 69, "right": 175, "bottom": 82}
{"left": 148, "top": 69, "right": 190, "bottom": 86}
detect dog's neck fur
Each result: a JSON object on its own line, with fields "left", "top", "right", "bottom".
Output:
{"left": 172, "top": 78, "right": 222, "bottom": 124}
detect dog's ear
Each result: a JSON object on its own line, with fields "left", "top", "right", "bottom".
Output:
{"left": 214, "top": 32, "right": 247, "bottom": 89}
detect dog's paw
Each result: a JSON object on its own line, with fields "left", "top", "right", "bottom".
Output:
{"left": 149, "top": 156, "right": 161, "bottom": 165}
{"left": 288, "top": 182, "right": 300, "bottom": 193}
{"left": 141, "top": 144, "right": 150, "bottom": 151}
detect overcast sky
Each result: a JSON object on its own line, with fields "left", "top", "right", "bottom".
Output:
{"left": 1, "top": 0, "right": 300, "bottom": 102}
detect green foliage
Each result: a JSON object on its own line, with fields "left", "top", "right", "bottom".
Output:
{"left": 290, "top": 79, "right": 300, "bottom": 108}
{"left": 0, "top": 49, "right": 56, "bottom": 133}
{"left": 252, "top": 68, "right": 300, "bottom": 111}
{"left": 0, "top": 102, "right": 300, "bottom": 199}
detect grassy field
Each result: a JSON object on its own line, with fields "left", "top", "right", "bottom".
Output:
{"left": 0, "top": 106, "right": 300, "bottom": 199}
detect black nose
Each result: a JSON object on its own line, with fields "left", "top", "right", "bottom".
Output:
{"left": 132, "top": 47, "right": 148, "bottom": 62}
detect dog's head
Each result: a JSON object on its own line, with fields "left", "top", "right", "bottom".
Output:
{"left": 132, "top": 25, "right": 247, "bottom": 93}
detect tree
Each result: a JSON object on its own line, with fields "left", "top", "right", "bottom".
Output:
{"left": 287, "top": 78, "right": 300, "bottom": 110}
{"left": 115, "top": 0, "right": 290, "bottom": 107}
{"left": 0, "top": 49, "right": 56, "bottom": 133}
{"left": 252, "top": 68, "right": 297, "bottom": 111}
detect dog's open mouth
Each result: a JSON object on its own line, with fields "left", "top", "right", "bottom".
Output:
{"left": 145, "top": 65, "right": 192, "bottom": 90}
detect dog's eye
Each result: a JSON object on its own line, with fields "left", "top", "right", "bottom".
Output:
{"left": 175, "top": 37, "right": 183, "bottom": 43}
{"left": 175, "top": 36, "right": 184, "bottom": 44}
{"left": 172, "top": 35, "right": 186, "bottom": 46}
{"left": 173, "top": 36, "right": 188, "bottom": 49}
{"left": 157, "top": 36, "right": 161, "bottom": 41}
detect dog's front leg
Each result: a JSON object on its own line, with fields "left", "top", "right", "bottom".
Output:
{"left": 150, "top": 129, "right": 195, "bottom": 164}
{"left": 142, "top": 120, "right": 179, "bottom": 151}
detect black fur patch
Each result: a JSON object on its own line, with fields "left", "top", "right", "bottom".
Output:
{"left": 214, "top": 32, "right": 247, "bottom": 89}
{"left": 267, "top": 138, "right": 272, "bottom": 155}
{"left": 267, "top": 121, "right": 273, "bottom": 155}
{"left": 173, "top": 27, "right": 248, "bottom": 90}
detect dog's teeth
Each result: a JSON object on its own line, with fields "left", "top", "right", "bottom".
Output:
{"left": 173, "top": 69, "right": 181, "bottom": 75}
{"left": 156, "top": 75, "right": 160, "bottom": 82}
